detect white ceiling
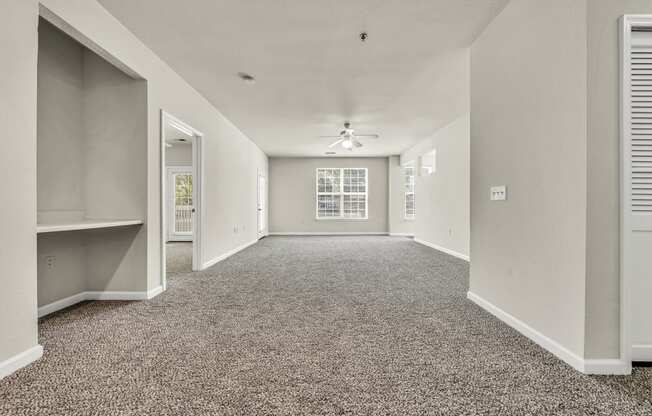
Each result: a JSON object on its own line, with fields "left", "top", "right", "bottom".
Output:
{"left": 99, "top": 0, "right": 508, "bottom": 157}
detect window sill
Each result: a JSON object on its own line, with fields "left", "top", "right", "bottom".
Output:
{"left": 315, "top": 217, "right": 369, "bottom": 221}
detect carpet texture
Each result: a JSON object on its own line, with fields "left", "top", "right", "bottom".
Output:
{"left": 1, "top": 236, "right": 651, "bottom": 415}
{"left": 166, "top": 242, "right": 193, "bottom": 275}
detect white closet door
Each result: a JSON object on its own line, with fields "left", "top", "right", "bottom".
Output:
{"left": 625, "top": 26, "right": 652, "bottom": 362}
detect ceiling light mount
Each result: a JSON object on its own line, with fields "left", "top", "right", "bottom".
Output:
{"left": 359, "top": 32, "right": 368, "bottom": 42}
{"left": 237, "top": 72, "right": 256, "bottom": 84}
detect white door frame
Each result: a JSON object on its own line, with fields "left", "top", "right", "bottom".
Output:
{"left": 257, "top": 170, "right": 266, "bottom": 238}
{"left": 161, "top": 110, "right": 204, "bottom": 290}
{"left": 620, "top": 15, "right": 652, "bottom": 371}
{"left": 167, "top": 165, "right": 193, "bottom": 242}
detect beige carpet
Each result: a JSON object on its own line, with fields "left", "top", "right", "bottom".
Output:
{"left": 166, "top": 241, "right": 192, "bottom": 275}
{"left": 1, "top": 236, "right": 651, "bottom": 415}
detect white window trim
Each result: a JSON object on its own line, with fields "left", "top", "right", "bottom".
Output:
{"left": 404, "top": 193, "right": 415, "bottom": 221}
{"left": 618, "top": 15, "right": 652, "bottom": 375}
{"left": 315, "top": 168, "right": 369, "bottom": 220}
{"left": 404, "top": 165, "right": 416, "bottom": 220}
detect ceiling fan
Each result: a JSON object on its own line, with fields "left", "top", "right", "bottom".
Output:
{"left": 319, "top": 122, "right": 379, "bottom": 151}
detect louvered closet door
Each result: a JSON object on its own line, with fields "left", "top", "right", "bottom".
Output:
{"left": 626, "top": 27, "right": 652, "bottom": 362}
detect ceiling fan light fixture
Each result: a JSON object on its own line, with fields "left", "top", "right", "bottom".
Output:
{"left": 321, "top": 122, "right": 379, "bottom": 151}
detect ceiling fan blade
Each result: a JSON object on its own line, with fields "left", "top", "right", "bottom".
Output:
{"left": 354, "top": 134, "right": 379, "bottom": 139}
{"left": 319, "top": 135, "right": 343, "bottom": 139}
{"left": 353, "top": 139, "right": 363, "bottom": 148}
{"left": 329, "top": 139, "right": 344, "bottom": 148}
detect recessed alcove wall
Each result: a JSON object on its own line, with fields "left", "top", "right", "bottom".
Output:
{"left": 37, "top": 18, "right": 148, "bottom": 309}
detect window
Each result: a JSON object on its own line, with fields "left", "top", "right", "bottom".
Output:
{"left": 404, "top": 165, "right": 415, "bottom": 219}
{"left": 174, "top": 172, "right": 193, "bottom": 233}
{"left": 316, "top": 168, "right": 368, "bottom": 219}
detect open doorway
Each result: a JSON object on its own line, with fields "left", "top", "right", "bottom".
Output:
{"left": 161, "top": 111, "right": 203, "bottom": 288}
{"left": 257, "top": 169, "right": 267, "bottom": 238}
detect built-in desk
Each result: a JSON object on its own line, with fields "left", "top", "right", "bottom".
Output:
{"left": 36, "top": 219, "right": 143, "bottom": 234}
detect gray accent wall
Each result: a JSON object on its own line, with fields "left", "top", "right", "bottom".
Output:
{"left": 269, "top": 157, "right": 388, "bottom": 234}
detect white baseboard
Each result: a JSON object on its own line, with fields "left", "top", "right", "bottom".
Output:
{"left": 268, "top": 232, "right": 389, "bottom": 236}
{"left": 0, "top": 345, "right": 43, "bottom": 380}
{"left": 584, "top": 359, "right": 631, "bottom": 375}
{"left": 38, "top": 288, "right": 165, "bottom": 318}
{"left": 389, "top": 233, "right": 414, "bottom": 237}
{"left": 147, "top": 285, "right": 164, "bottom": 299}
{"left": 633, "top": 344, "right": 652, "bottom": 361}
{"left": 202, "top": 239, "right": 258, "bottom": 269}
{"left": 37, "top": 293, "right": 87, "bottom": 318}
{"left": 467, "top": 291, "right": 629, "bottom": 375}
{"left": 467, "top": 291, "right": 585, "bottom": 372}
{"left": 86, "top": 291, "right": 149, "bottom": 301}
{"left": 414, "top": 238, "right": 470, "bottom": 262}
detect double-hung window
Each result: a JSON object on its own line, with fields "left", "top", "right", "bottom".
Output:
{"left": 404, "top": 165, "right": 415, "bottom": 219}
{"left": 316, "top": 168, "right": 368, "bottom": 219}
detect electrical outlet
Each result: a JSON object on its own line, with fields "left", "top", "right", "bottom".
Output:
{"left": 490, "top": 186, "right": 507, "bottom": 201}
{"left": 45, "top": 255, "right": 56, "bottom": 270}
{"left": 233, "top": 225, "right": 238, "bottom": 233}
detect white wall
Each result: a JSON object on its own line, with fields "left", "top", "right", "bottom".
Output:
{"left": 401, "top": 115, "right": 470, "bottom": 259}
{"left": 0, "top": 0, "right": 40, "bottom": 370}
{"left": 387, "top": 156, "right": 415, "bottom": 236}
{"left": 1, "top": 0, "right": 267, "bottom": 374}
{"left": 470, "top": 0, "right": 588, "bottom": 360}
{"left": 268, "top": 157, "right": 388, "bottom": 234}
{"left": 166, "top": 143, "right": 192, "bottom": 166}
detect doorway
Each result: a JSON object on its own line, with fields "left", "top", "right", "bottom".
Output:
{"left": 257, "top": 170, "right": 267, "bottom": 238}
{"left": 161, "top": 111, "right": 204, "bottom": 288}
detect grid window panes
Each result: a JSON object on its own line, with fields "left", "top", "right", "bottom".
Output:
{"left": 174, "top": 173, "right": 193, "bottom": 233}
{"left": 404, "top": 166, "right": 415, "bottom": 219}
{"left": 317, "top": 168, "right": 367, "bottom": 219}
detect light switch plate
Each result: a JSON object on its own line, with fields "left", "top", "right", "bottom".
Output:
{"left": 490, "top": 186, "right": 507, "bottom": 201}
